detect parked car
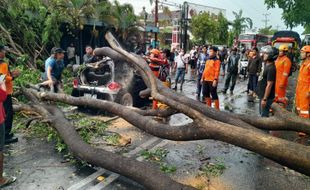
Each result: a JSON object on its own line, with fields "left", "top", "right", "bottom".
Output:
{"left": 71, "top": 56, "right": 150, "bottom": 114}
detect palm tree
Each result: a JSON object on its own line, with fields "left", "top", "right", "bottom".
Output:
{"left": 232, "top": 10, "right": 253, "bottom": 37}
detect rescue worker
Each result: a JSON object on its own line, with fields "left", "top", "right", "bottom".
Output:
{"left": 295, "top": 45, "right": 310, "bottom": 119}
{"left": 148, "top": 49, "right": 167, "bottom": 79}
{"left": 200, "top": 46, "right": 221, "bottom": 110}
{"left": 146, "top": 49, "right": 169, "bottom": 109}
{"left": 274, "top": 44, "right": 292, "bottom": 107}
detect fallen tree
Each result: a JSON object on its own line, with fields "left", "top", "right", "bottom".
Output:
{"left": 17, "top": 88, "right": 195, "bottom": 190}
{"left": 14, "top": 32, "right": 310, "bottom": 190}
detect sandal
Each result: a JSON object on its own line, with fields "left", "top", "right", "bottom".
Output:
{"left": 0, "top": 176, "right": 16, "bottom": 188}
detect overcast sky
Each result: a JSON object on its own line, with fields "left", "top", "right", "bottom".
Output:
{"left": 117, "top": 0, "right": 304, "bottom": 35}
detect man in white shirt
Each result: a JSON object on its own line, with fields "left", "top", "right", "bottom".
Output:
{"left": 173, "top": 49, "right": 188, "bottom": 91}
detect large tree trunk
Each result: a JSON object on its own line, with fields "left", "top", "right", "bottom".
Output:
{"left": 27, "top": 89, "right": 310, "bottom": 176}
{"left": 18, "top": 89, "right": 195, "bottom": 190}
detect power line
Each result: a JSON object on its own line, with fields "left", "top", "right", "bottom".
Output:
{"left": 262, "top": 13, "right": 270, "bottom": 28}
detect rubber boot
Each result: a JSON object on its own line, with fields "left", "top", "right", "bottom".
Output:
{"left": 205, "top": 98, "right": 211, "bottom": 107}
{"left": 214, "top": 99, "right": 220, "bottom": 110}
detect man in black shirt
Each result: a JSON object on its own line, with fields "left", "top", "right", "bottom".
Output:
{"left": 247, "top": 47, "right": 262, "bottom": 97}
{"left": 222, "top": 47, "right": 240, "bottom": 95}
{"left": 256, "top": 46, "right": 278, "bottom": 117}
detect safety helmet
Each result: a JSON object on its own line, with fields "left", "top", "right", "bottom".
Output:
{"left": 260, "top": 45, "right": 279, "bottom": 61}
{"left": 279, "top": 44, "right": 289, "bottom": 52}
{"left": 301, "top": 45, "right": 310, "bottom": 53}
{"left": 151, "top": 49, "right": 160, "bottom": 56}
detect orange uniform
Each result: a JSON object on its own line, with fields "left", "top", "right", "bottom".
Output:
{"left": 295, "top": 60, "right": 310, "bottom": 118}
{"left": 202, "top": 58, "right": 221, "bottom": 110}
{"left": 275, "top": 55, "right": 292, "bottom": 106}
{"left": 149, "top": 57, "right": 167, "bottom": 79}
{"left": 0, "top": 60, "right": 13, "bottom": 95}
{"left": 202, "top": 59, "right": 221, "bottom": 82}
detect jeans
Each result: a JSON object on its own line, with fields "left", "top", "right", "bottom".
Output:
{"left": 224, "top": 72, "right": 238, "bottom": 92}
{"left": 175, "top": 68, "right": 186, "bottom": 85}
{"left": 196, "top": 73, "right": 202, "bottom": 96}
{"left": 248, "top": 74, "right": 258, "bottom": 92}
{"left": 221, "top": 62, "right": 226, "bottom": 73}
{"left": 259, "top": 98, "right": 273, "bottom": 117}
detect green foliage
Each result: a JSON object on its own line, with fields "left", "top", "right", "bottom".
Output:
{"left": 258, "top": 26, "right": 278, "bottom": 35}
{"left": 13, "top": 65, "right": 41, "bottom": 88}
{"left": 105, "top": 134, "right": 120, "bottom": 146}
{"left": 200, "top": 158, "right": 226, "bottom": 177}
{"left": 190, "top": 12, "right": 217, "bottom": 44}
{"left": 232, "top": 10, "right": 253, "bottom": 37}
{"left": 140, "top": 148, "right": 169, "bottom": 162}
{"left": 214, "top": 12, "right": 229, "bottom": 45}
{"left": 159, "top": 163, "right": 177, "bottom": 174}
{"left": 264, "top": 0, "right": 310, "bottom": 29}
{"left": 190, "top": 12, "right": 229, "bottom": 45}
{"left": 140, "top": 148, "right": 177, "bottom": 174}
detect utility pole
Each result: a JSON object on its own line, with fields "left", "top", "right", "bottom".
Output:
{"left": 154, "top": 0, "right": 158, "bottom": 48}
{"left": 275, "top": 24, "right": 280, "bottom": 31}
{"left": 183, "top": 2, "right": 189, "bottom": 52}
{"left": 262, "top": 13, "right": 270, "bottom": 28}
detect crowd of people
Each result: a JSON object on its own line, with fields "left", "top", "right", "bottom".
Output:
{"left": 144, "top": 44, "right": 309, "bottom": 121}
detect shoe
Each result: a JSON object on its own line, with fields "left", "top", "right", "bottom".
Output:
{"left": 230, "top": 91, "right": 233, "bottom": 95}
{"left": 5, "top": 136, "right": 18, "bottom": 144}
{"left": 173, "top": 86, "right": 177, "bottom": 91}
{"left": 221, "top": 90, "right": 227, "bottom": 94}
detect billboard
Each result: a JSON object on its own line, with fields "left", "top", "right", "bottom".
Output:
{"left": 186, "top": 2, "right": 226, "bottom": 19}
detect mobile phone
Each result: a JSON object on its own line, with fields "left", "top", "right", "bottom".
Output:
{"left": 0, "top": 75, "right": 6, "bottom": 82}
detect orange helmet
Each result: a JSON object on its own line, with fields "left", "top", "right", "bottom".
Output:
{"left": 279, "top": 44, "right": 289, "bottom": 52}
{"left": 301, "top": 46, "right": 310, "bottom": 53}
{"left": 151, "top": 49, "right": 160, "bottom": 56}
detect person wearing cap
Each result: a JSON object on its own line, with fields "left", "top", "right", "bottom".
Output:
{"left": 201, "top": 46, "right": 221, "bottom": 110}
{"left": 0, "top": 45, "right": 20, "bottom": 144}
{"left": 295, "top": 46, "right": 310, "bottom": 120}
{"left": 274, "top": 44, "right": 292, "bottom": 107}
{"left": 222, "top": 47, "right": 240, "bottom": 95}
{"left": 41, "top": 47, "right": 65, "bottom": 92}
{"left": 256, "top": 45, "right": 278, "bottom": 117}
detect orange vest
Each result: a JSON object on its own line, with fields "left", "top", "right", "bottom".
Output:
{"left": 202, "top": 58, "right": 221, "bottom": 82}
{"left": 275, "top": 55, "right": 292, "bottom": 87}
{"left": 149, "top": 57, "right": 167, "bottom": 78}
{"left": 295, "top": 60, "right": 310, "bottom": 117}
{"left": 0, "top": 60, "right": 13, "bottom": 95}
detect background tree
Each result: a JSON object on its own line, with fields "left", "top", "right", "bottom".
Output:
{"left": 232, "top": 10, "right": 253, "bottom": 38}
{"left": 190, "top": 12, "right": 216, "bottom": 44}
{"left": 264, "top": 0, "right": 310, "bottom": 29}
{"left": 0, "top": 0, "right": 63, "bottom": 68}
{"left": 214, "top": 12, "right": 229, "bottom": 45}
{"left": 258, "top": 25, "right": 277, "bottom": 35}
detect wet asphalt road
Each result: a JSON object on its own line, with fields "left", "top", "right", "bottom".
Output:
{"left": 3, "top": 70, "right": 310, "bottom": 190}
